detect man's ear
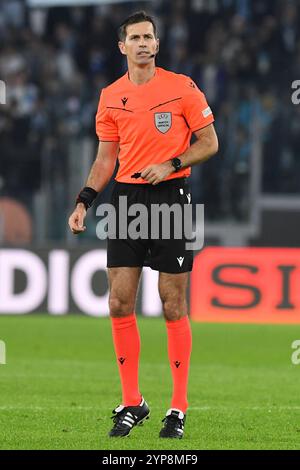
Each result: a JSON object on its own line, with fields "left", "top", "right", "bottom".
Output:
{"left": 118, "top": 41, "right": 126, "bottom": 56}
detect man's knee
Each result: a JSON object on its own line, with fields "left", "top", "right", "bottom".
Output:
{"left": 109, "top": 296, "right": 135, "bottom": 318}
{"left": 162, "top": 298, "right": 187, "bottom": 321}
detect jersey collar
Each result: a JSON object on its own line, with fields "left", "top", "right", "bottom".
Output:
{"left": 126, "top": 67, "right": 159, "bottom": 88}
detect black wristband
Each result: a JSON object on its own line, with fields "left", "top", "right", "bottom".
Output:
{"left": 76, "top": 187, "right": 98, "bottom": 210}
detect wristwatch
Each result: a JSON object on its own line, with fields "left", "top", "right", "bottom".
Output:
{"left": 171, "top": 157, "right": 182, "bottom": 172}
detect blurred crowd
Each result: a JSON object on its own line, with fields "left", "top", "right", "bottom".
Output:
{"left": 0, "top": 0, "right": 299, "bottom": 241}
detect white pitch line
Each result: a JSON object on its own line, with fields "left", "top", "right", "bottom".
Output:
{"left": 0, "top": 405, "right": 300, "bottom": 411}
{"left": 189, "top": 406, "right": 300, "bottom": 411}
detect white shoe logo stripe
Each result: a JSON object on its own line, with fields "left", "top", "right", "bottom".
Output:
{"left": 124, "top": 416, "right": 135, "bottom": 424}
{"left": 122, "top": 420, "right": 133, "bottom": 427}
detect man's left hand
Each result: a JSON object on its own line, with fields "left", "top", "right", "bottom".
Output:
{"left": 140, "top": 161, "right": 175, "bottom": 185}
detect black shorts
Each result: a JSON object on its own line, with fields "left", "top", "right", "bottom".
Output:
{"left": 107, "top": 177, "right": 194, "bottom": 274}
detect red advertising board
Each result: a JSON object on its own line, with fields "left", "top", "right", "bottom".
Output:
{"left": 191, "top": 247, "right": 300, "bottom": 323}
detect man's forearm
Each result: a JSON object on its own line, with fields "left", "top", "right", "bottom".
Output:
{"left": 179, "top": 135, "right": 218, "bottom": 169}
{"left": 85, "top": 157, "right": 116, "bottom": 193}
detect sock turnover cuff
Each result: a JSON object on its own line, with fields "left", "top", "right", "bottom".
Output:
{"left": 111, "top": 313, "right": 136, "bottom": 329}
{"left": 165, "top": 315, "right": 190, "bottom": 330}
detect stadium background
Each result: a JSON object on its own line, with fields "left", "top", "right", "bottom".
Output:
{"left": 1, "top": 0, "right": 300, "bottom": 451}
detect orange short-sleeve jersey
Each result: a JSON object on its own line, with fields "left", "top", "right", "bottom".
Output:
{"left": 95, "top": 67, "right": 214, "bottom": 183}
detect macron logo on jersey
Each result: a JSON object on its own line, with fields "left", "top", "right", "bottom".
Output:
{"left": 202, "top": 106, "right": 212, "bottom": 118}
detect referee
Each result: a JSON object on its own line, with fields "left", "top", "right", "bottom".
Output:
{"left": 69, "top": 11, "right": 218, "bottom": 439}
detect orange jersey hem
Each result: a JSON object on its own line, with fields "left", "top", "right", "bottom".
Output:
{"left": 115, "top": 167, "right": 191, "bottom": 184}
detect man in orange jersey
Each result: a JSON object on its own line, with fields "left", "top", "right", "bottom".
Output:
{"left": 69, "top": 11, "right": 218, "bottom": 439}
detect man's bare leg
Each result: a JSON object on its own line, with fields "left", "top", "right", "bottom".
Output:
{"left": 107, "top": 267, "right": 150, "bottom": 437}
{"left": 158, "top": 272, "right": 192, "bottom": 439}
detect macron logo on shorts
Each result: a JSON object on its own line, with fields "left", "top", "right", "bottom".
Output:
{"left": 177, "top": 257, "right": 184, "bottom": 267}
{"left": 202, "top": 106, "right": 212, "bottom": 118}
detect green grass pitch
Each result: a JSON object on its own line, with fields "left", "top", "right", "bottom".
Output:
{"left": 0, "top": 314, "right": 300, "bottom": 450}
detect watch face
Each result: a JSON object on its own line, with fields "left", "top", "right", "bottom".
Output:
{"left": 172, "top": 158, "right": 182, "bottom": 171}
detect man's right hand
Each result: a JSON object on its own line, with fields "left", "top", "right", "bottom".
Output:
{"left": 68, "top": 203, "right": 87, "bottom": 234}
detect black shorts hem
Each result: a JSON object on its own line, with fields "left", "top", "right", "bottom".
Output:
{"left": 106, "top": 262, "right": 192, "bottom": 273}
{"left": 107, "top": 262, "right": 144, "bottom": 268}
{"left": 149, "top": 265, "right": 192, "bottom": 274}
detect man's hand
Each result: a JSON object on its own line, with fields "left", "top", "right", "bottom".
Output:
{"left": 68, "top": 203, "right": 87, "bottom": 234}
{"left": 140, "top": 161, "right": 175, "bottom": 185}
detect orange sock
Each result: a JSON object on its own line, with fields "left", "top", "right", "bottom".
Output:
{"left": 111, "top": 314, "right": 141, "bottom": 406}
{"left": 166, "top": 315, "right": 192, "bottom": 413}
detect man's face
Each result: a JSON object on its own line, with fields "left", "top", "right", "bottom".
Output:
{"left": 119, "top": 21, "right": 159, "bottom": 65}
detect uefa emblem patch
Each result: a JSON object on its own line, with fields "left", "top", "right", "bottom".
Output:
{"left": 154, "top": 112, "right": 172, "bottom": 134}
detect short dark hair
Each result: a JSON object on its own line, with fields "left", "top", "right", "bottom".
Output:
{"left": 118, "top": 11, "right": 157, "bottom": 42}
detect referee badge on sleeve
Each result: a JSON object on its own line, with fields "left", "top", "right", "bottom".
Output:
{"left": 154, "top": 112, "right": 172, "bottom": 134}
{"left": 202, "top": 106, "right": 212, "bottom": 118}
